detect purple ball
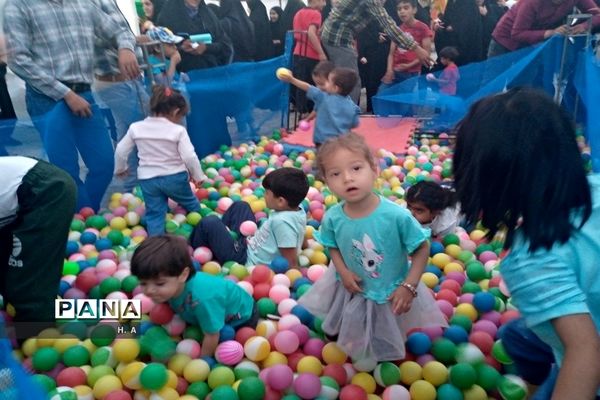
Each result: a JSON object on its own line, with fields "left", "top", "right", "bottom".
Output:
{"left": 293, "top": 373, "right": 322, "bottom": 399}
{"left": 472, "top": 320, "right": 498, "bottom": 338}
{"left": 267, "top": 364, "right": 294, "bottom": 391}
{"left": 303, "top": 338, "right": 325, "bottom": 359}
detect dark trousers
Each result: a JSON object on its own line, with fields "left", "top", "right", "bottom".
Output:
{"left": 292, "top": 55, "right": 319, "bottom": 114}
{"left": 0, "top": 161, "right": 76, "bottom": 326}
{"left": 189, "top": 202, "right": 256, "bottom": 264}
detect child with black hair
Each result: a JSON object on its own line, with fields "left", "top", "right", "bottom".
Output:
{"left": 453, "top": 87, "right": 600, "bottom": 398}
{"left": 190, "top": 167, "right": 309, "bottom": 269}
{"left": 131, "top": 235, "right": 257, "bottom": 357}
{"left": 278, "top": 66, "right": 360, "bottom": 147}
{"left": 406, "top": 180, "right": 460, "bottom": 237}
{"left": 115, "top": 85, "right": 206, "bottom": 236}
{"left": 303, "top": 61, "right": 336, "bottom": 123}
{"left": 426, "top": 46, "right": 460, "bottom": 95}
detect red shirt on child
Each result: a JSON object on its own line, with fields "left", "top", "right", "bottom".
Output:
{"left": 392, "top": 20, "right": 432, "bottom": 74}
{"left": 440, "top": 63, "right": 459, "bottom": 95}
{"left": 293, "top": 8, "right": 323, "bottom": 60}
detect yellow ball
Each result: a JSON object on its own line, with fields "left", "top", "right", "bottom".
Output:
{"left": 479, "top": 279, "right": 490, "bottom": 291}
{"left": 351, "top": 372, "right": 377, "bottom": 394}
{"left": 409, "top": 380, "right": 437, "bottom": 400}
{"left": 421, "top": 272, "right": 439, "bottom": 289}
{"left": 22, "top": 338, "right": 37, "bottom": 357}
{"left": 297, "top": 356, "right": 323, "bottom": 375}
{"left": 262, "top": 351, "right": 288, "bottom": 368}
{"left": 444, "top": 262, "right": 465, "bottom": 275}
{"left": 445, "top": 244, "right": 462, "bottom": 259}
{"left": 153, "top": 386, "right": 179, "bottom": 400}
{"left": 168, "top": 354, "right": 191, "bottom": 376}
{"left": 276, "top": 67, "right": 292, "bottom": 79}
{"left": 470, "top": 230, "right": 486, "bottom": 241}
{"left": 73, "top": 385, "right": 93, "bottom": 400}
{"left": 81, "top": 338, "right": 98, "bottom": 355}
{"left": 256, "top": 320, "right": 278, "bottom": 338}
{"left": 463, "top": 384, "right": 488, "bottom": 400}
{"left": 399, "top": 361, "right": 423, "bottom": 385}
{"left": 93, "top": 375, "right": 123, "bottom": 399}
{"left": 165, "top": 369, "right": 178, "bottom": 389}
{"left": 322, "top": 342, "right": 347, "bottom": 365}
{"left": 183, "top": 359, "right": 210, "bottom": 383}
{"left": 250, "top": 199, "right": 266, "bottom": 213}
{"left": 368, "top": 395, "right": 383, "bottom": 400}
{"left": 422, "top": 361, "right": 448, "bottom": 386}
{"left": 455, "top": 303, "right": 478, "bottom": 321}
{"left": 112, "top": 338, "right": 140, "bottom": 363}
{"left": 53, "top": 335, "right": 79, "bottom": 354}
{"left": 244, "top": 336, "right": 271, "bottom": 362}
{"left": 305, "top": 225, "right": 315, "bottom": 240}
{"left": 202, "top": 261, "right": 222, "bottom": 275}
{"left": 309, "top": 250, "right": 328, "bottom": 265}
{"left": 431, "top": 253, "right": 452, "bottom": 268}
{"left": 36, "top": 328, "right": 61, "bottom": 347}
{"left": 179, "top": 396, "right": 199, "bottom": 400}
{"left": 110, "top": 217, "right": 127, "bottom": 230}
{"left": 286, "top": 269, "right": 303, "bottom": 285}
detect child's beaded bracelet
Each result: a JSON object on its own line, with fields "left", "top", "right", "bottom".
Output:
{"left": 400, "top": 282, "right": 418, "bottom": 297}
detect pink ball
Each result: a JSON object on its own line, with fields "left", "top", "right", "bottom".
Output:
{"left": 134, "top": 293, "right": 155, "bottom": 314}
{"left": 302, "top": 338, "right": 325, "bottom": 359}
{"left": 218, "top": 197, "right": 234, "bottom": 211}
{"left": 277, "top": 298, "right": 297, "bottom": 316}
{"left": 274, "top": 330, "right": 300, "bottom": 354}
{"left": 96, "top": 259, "right": 118, "bottom": 275}
{"left": 106, "top": 291, "right": 128, "bottom": 300}
{"left": 382, "top": 385, "right": 410, "bottom": 400}
{"left": 176, "top": 339, "right": 202, "bottom": 358}
{"left": 416, "top": 354, "right": 436, "bottom": 366}
{"left": 272, "top": 274, "right": 291, "bottom": 287}
{"left": 268, "top": 364, "right": 294, "bottom": 391}
{"left": 269, "top": 284, "right": 290, "bottom": 304}
{"left": 421, "top": 325, "right": 444, "bottom": 341}
{"left": 64, "top": 288, "right": 86, "bottom": 300}
{"left": 98, "top": 250, "right": 118, "bottom": 262}
{"left": 481, "top": 311, "right": 502, "bottom": 326}
{"left": 298, "top": 120, "right": 311, "bottom": 131}
{"left": 238, "top": 281, "right": 254, "bottom": 296}
{"left": 215, "top": 340, "right": 245, "bottom": 365}
{"left": 293, "top": 373, "right": 322, "bottom": 399}
{"left": 459, "top": 293, "right": 474, "bottom": 304}
{"left": 479, "top": 250, "right": 498, "bottom": 264}
{"left": 436, "top": 299, "right": 454, "bottom": 318}
{"left": 240, "top": 220, "right": 258, "bottom": 236}
{"left": 278, "top": 314, "right": 301, "bottom": 331}
{"left": 472, "top": 319, "right": 498, "bottom": 338}
{"left": 446, "top": 271, "right": 466, "bottom": 285}
{"left": 166, "top": 314, "right": 187, "bottom": 336}
{"left": 56, "top": 366, "right": 87, "bottom": 387}
{"left": 193, "top": 246, "right": 213, "bottom": 264}
{"left": 306, "top": 265, "right": 326, "bottom": 282}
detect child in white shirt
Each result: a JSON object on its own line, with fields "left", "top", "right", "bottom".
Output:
{"left": 406, "top": 180, "right": 460, "bottom": 237}
{"left": 115, "top": 85, "right": 206, "bottom": 236}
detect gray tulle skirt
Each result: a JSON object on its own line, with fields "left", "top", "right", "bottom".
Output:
{"left": 299, "top": 264, "right": 448, "bottom": 363}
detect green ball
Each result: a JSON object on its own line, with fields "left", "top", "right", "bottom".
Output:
{"left": 88, "top": 285, "right": 102, "bottom": 300}
{"left": 449, "top": 314, "right": 472, "bottom": 332}
{"left": 150, "top": 339, "right": 176, "bottom": 362}
{"left": 497, "top": 375, "right": 528, "bottom": 400}
{"left": 466, "top": 262, "right": 488, "bottom": 282}
{"left": 99, "top": 276, "right": 121, "bottom": 296}
{"left": 461, "top": 281, "right": 482, "bottom": 294}
{"left": 62, "top": 261, "right": 80, "bottom": 276}
{"left": 296, "top": 284, "right": 312, "bottom": 298}
{"left": 90, "top": 324, "right": 116, "bottom": 347}
{"left": 282, "top": 395, "right": 302, "bottom": 400}
{"left": 458, "top": 250, "right": 475, "bottom": 263}
{"left": 121, "top": 275, "right": 139, "bottom": 293}
{"left": 238, "top": 377, "right": 266, "bottom": 400}
{"left": 208, "top": 366, "right": 235, "bottom": 389}
{"left": 87, "top": 365, "right": 115, "bottom": 387}
{"left": 140, "top": 362, "right": 168, "bottom": 391}
{"left": 60, "top": 320, "right": 88, "bottom": 340}
{"left": 32, "top": 373, "right": 57, "bottom": 393}
{"left": 436, "top": 383, "right": 463, "bottom": 400}
{"left": 492, "top": 340, "right": 513, "bottom": 364}
{"left": 256, "top": 298, "right": 277, "bottom": 318}
{"left": 442, "top": 233, "right": 460, "bottom": 246}
{"left": 187, "top": 211, "right": 202, "bottom": 226}
{"left": 475, "top": 243, "right": 494, "bottom": 256}
{"left": 431, "top": 338, "right": 457, "bottom": 365}
{"left": 449, "top": 363, "right": 477, "bottom": 389}
{"left": 209, "top": 385, "right": 239, "bottom": 400}
{"left": 91, "top": 346, "right": 115, "bottom": 367}
{"left": 312, "top": 317, "right": 324, "bottom": 334}
{"left": 86, "top": 215, "right": 107, "bottom": 230}
{"left": 476, "top": 363, "right": 501, "bottom": 391}
{"left": 70, "top": 219, "right": 85, "bottom": 232}
{"left": 187, "top": 381, "right": 210, "bottom": 399}
{"left": 62, "top": 344, "right": 90, "bottom": 367}
{"left": 106, "top": 229, "right": 124, "bottom": 245}
{"left": 183, "top": 325, "right": 204, "bottom": 341}
{"left": 32, "top": 347, "right": 60, "bottom": 372}
{"left": 373, "top": 362, "right": 401, "bottom": 386}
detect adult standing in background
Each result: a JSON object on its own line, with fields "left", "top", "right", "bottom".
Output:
{"left": 281, "top": 0, "right": 306, "bottom": 33}
{"left": 4, "top": 0, "right": 140, "bottom": 211}
{"left": 434, "top": 0, "right": 483, "bottom": 65}
{"left": 321, "top": 0, "right": 432, "bottom": 103}
{"left": 248, "top": 0, "right": 273, "bottom": 61}
{"left": 141, "top": 0, "right": 166, "bottom": 31}
{"left": 214, "top": 0, "right": 255, "bottom": 62}
{"left": 270, "top": 6, "right": 287, "bottom": 57}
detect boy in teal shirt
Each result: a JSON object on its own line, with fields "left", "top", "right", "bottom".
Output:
{"left": 131, "top": 235, "right": 257, "bottom": 356}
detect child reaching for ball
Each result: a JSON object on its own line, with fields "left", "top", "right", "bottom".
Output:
{"left": 114, "top": 85, "right": 206, "bottom": 236}
{"left": 299, "top": 132, "right": 447, "bottom": 362}
{"left": 453, "top": 87, "right": 600, "bottom": 398}
{"left": 406, "top": 180, "right": 460, "bottom": 237}
{"left": 278, "top": 66, "right": 360, "bottom": 148}
{"left": 189, "top": 167, "right": 309, "bottom": 269}
{"left": 131, "top": 235, "right": 258, "bottom": 357}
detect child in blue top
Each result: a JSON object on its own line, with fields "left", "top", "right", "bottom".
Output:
{"left": 131, "top": 235, "right": 257, "bottom": 357}
{"left": 453, "top": 87, "right": 600, "bottom": 398}
{"left": 299, "top": 132, "right": 447, "bottom": 362}
{"left": 278, "top": 67, "right": 360, "bottom": 147}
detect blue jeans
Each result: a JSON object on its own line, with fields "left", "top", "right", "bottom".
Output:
{"left": 139, "top": 171, "right": 200, "bottom": 236}
{"left": 93, "top": 79, "right": 149, "bottom": 191}
{"left": 25, "top": 85, "right": 114, "bottom": 211}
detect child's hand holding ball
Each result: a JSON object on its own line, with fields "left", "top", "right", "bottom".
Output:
{"left": 276, "top": 67, "right": 293, "bottom": 82}
{"left": 426, "top": 73, "right": 435, "bottom": 82}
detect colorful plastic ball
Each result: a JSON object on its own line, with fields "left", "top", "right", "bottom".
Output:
{"left": 251, "top": 265, "right": 272, "bottom": 283}
{"left": 270, "top": 257, "right": 289, "bottom": 274}
{"left": 318, "top": 376, "right": 340, "bottom": 400}
{"left": 278, "top": 314, "right": 301, "bottom": 331}
{"left": 240, "top": 220, "right": 258, "bottom": 236}
{"left": 455, "top": 303, "right": 478, "bottom": 322}
{"left": 208, "top": 385, "right": 238, "bottom": 400}
{"left": 234, "top": 360, "right": 260, "bottom": 380}
{"left": 255, "top": 320, "right": 278, "bottom": 338}
{"left": 203, "top": 261, "right": 222, "bottom": 275}
{"left": 399, "top": 361, "right": 422, "bottom": 385}
{"left": 322, "top": 342, "right": 347, "bottom": 365}
{"left": 469, "top": 331, "right": 495, "bottom": 354}
{"left": 274, "top": 330, "right": 300, "bottom": 354}
{"left": 339, "top": 384, "right": 368, "bottom": 400}
{"left": 298, "top": 120, "right": 311, "bottom": 131}
{"left": 269, "top": 284, "right": 291, "bottom": 304}
{"left": 207, "top": 366, "right": 235, "bottom": 389}
{"left": 297, "top": 355, "right": 323, "bottom": 375}
{"left": 373, "top": 362, "right": 401, "bottom": 387}
{"left": 244, "top": 336, "right": 271, "bottom": 362}
{"left": 56, "top": 367, "right": 87, "bottom": 387}
{"left": 436, "top": 383, "right": 463, "bottom": 400}
{"left": 381, "top": 384, "right": 410, "bottom": 400}
{"left": 472, "top": 291, "right": 495, "bottom": 313}
{"left": 491, "top": 340, "right": 513, "bottom": 364}
{"left": 406, "top": 332, "right": 432, "bottom": 355}
{"left": 421, "top": 361, "right": 448, "bottom": 387}
{"left": 475, "top": 363, "right": 501, "bottom": 391}
{"left": 112, "top": 338, "right": 140, "bottom": 363}
{"left": 409, "top": 380, "right": 437, "bottom": 400}
{"left": 497, "top": 374, "right": 528, "bottom": 400}
{"left": 93, "top": 375, "right": 123, "bottom": 399}
{"left": 236, "top": 376, "right": 266, "bottom": 400}
{"left": 33, "top": 347, "right": 60, "bottom": 371}
{"left": 183, "top": 359, "right": 210, "bottom": 383}
{"left": 293, "top": 373, "right": 322, "bottom": 399}
{"left": 48, "top": 386, "right": 77, "bottom": 400}
{"left": 449, "top": 363, "right": 477, "bottom": 389}
{"left": 149, "top": 303, "right": 175, "bottom": 325}
{"left": 322, "top": 364, "right": 347, "bottom": 387}
{"left": 215, "top": 340, "right": 245, "bottom": 366}
{"left": 139, "top": 362, "right": 168, "bottom": 391}
{"left": 267, "top": 364, "right": 294, "bottom": 391}
{"left": 176, "top": 338, "right": 202, "bottom": 358}
{"left": 306, "top": 264, "right": 326, "bottom": 282}
{"left": 193, "top": 246, "right": 213, "bottom": 264}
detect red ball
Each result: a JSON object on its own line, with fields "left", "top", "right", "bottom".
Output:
{"left": 264, "top": 386, "right": 282, "bottom": 400}
{"left": 323, "top": 364, "right": 347, "bottom": 387}
{"left": 488, "top": 275, "right": 502, "bottom": 288}
{"left": 79, "top": 207, "right": 95, "bottom": 218}
{"left": 310, "top": 208, "right": 324, "bottom": 222}
{"left": 436, "top": 288, "right": 458, "bottom": 306}
{"left": 176, "top": 377, "right": 188, "bottom": 395}
{"left": 500, "top": 309, "right": 521, "bottom": 326}
{"left": 235, "top": 327, "right": 257, "bottom": 345}
{"left": 105, "top": 390, "right": 133, "bottom": 400}
{"left": 287, "top": 351, "right": 306, "bottom": 372}
{"left": 74, "top": 271, "right": 99, "bottom": 293}
{"left": 149, "top": 303, "right": 175, "bottom": 325}
{"left": 440, "top": 279, "right": 462, "bottom": 296}
{"left": 56, "top": 366, "right": 87, "bottom": 387}
{"left": 252, "top": 265, "right": 272, "bottom": 284}
{"left": 253, "top": 283, "right": 271, "bottom": 300}
{"left": 195, "top": 188, "right": 210, "bottom": 200}
{"left": 469, "top": 331, "right": 494, "bottom": 354}
{"left": 339, "top": 384, "right": 368, "bottom": 400}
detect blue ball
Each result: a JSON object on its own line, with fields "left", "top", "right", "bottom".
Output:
{"left": 94, "top": 238, "right": 113, "bottom": 251}
{"left": 219, "top": 324, "right": 235, "bottom": 342}
{"left": 437, "top": 383, "right": 463, "bottom": 400}
{"left": 79, "top": 231, "right": 97, "bottom": 245}
{"left": 406, "top": 332, "right": 432, "bottom": 355}
{"left": 202, "top": 356, "right": 217, "bottom": 369}
{"left": 443, "top": 325, "right": 470, "bottom": 344}
{"left": 77, "top": 260, "right": 91, "bottom": 272}
{"left": 472, "top": 292, "right": 496, "bottom": 313}
{"left": 139, "top": 320, "right": 155, "bottom": 335}
{"left": 430, "top": 241, "right": 445, "bottom": 256}
{"left": 66, "top": 240, "right": 80, "bottom": 256}
{"left": 208, "top": 191, "right": 221, "bottom": 201}
{"left": 425, "top": 265, "right": 442, "bottom": 277}
{"left": 254, "top": 166, "right": 267, "bottom": 177}
{"left": 291, "top": 305, "right": 314, "bottom": 326}
{"left": 307, "top": 220, "right": 321, "bottom": 229}
{"left": 271, "top": 256, "right": 289, "bottom": 274}
{"left": 293, "top": 277, "right": 312, "bottom": 291}
{"left": 59, "top": 280, "right": 71, "bottom": 296}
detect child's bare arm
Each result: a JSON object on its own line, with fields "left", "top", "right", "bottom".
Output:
{"left": 279, "top": 247, "right": 299, "bottom": 269}
{"left": 201, "top": 332, "right": 220, "bottom": 356}
{"left": 278, "top": 72, "right": 311, "bottom": 92}
{"left": 388, "top": 240, "right": 430, "bottom": 314}
{"left": 330, "top": 248, "right": 362, "bottom": 293}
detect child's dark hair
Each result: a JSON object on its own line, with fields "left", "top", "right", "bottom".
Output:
{"left": 131, "top": 235, "right": 195, "bottom": 280}
{"left": 453, "top": 87, "right": 592, "bottom": 251}
{"left": 262, "top": 167, "right": 309, "bottom": 208}
{"left": 439, "top": 46, "right": 459, "bottom": 62}
{"left": 312, "top": 61, "right": 335, "bottom": 79}
{"left": 150, "top": 84, "right": 188, "bottom": 116}
{"left": 330, "top": 67, "right": 359, "bottom": 97}
{"left": 397, "top": 0, "right": 417, "bottom": 8}
{"left": 317, "top": 132, "right": 376, "bottom": 177}
{"left": 406, "top": 181, "right": 457, "bottom": 212}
